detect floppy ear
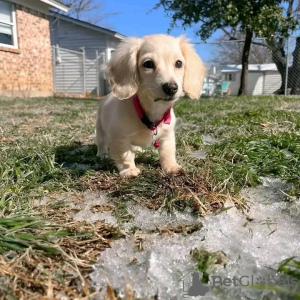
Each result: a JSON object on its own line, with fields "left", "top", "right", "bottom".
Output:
{"left": 179, "top": 36, "right": 206, "bottom": 99}
{"left": 106, "top": 37, "right": 142, "bottom": 99}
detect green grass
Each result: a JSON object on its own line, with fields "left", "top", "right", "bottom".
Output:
{"left": 0, "top": 95, "right": 300, "bottom": 298}
{"left": 191, "top": 248, "right": 227, "bottom": 283}
{"left": 175, "top": 95, "right": 300, "bottom": 193}
{"left": 250, "top": 257, "right": 300, "bottom": 299}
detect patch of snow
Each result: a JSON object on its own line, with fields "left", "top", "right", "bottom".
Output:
{"left": 202, "top": 135, "right": 220, "bottom": 145}
{"left": 73, "top": 210, "right": 117, "bottom": 225}
{"left": 72, "top": 192, "right": 117, "bottom": 226}
{"left": 124, "top": 204, "right": 198, "bottom": 232}
{"left": 90, "top": 178, "right": 300, "bottom": 299}
{"left": 190, "top": 149, "right": 208, "bottom": 159}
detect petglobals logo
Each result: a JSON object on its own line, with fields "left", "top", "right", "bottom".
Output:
{"left": 180, "top": 271, "right": 210, "bottom": 297}
{"left": 210, "top": 275, "right": 298, "bottom": 288}
{"left": 180, "top": 272, "right": 298, "bottom": 298}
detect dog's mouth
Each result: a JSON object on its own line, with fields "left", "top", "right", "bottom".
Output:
{"left": 154, "top": 97, "right": 176, "bottom": 102}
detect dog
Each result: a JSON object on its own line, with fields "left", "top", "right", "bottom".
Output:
{"left": 96, "top": 34, "right": 205, "bottom": 177}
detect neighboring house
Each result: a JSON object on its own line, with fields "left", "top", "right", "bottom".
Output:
{"left": 221, "top": 64, "right": 281, "bottom": 96}
{"left": 202, "top": 74, "right": 219, "bottom": 97}
{"left": 0, "top": 0, "right": 68, "bottom": 97}
{"left": 49, "top": 13, "right": 125, "bottom": 96}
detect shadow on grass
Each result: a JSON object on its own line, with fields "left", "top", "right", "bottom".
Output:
{"left": 55, "top": 142, "right": 161, "bottom": 176}
{"left": 55, "top": 141, "right": 116, "bottom": 175}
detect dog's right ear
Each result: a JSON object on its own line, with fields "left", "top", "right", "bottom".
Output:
{"left": 105, "top": 37, "right": 142, "bottom": 100}
{"left": 179, "top": 36, "right": 206, "bottom": 100}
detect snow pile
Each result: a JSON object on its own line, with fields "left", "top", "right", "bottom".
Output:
{"left": 90, "top": 177, "right": 300, "bottom": 299}
{"left": 72, "top": 191, "right": 117, "bottom": 226}
{"left": 124, "top": 204, "right": 198, "bottom": 232}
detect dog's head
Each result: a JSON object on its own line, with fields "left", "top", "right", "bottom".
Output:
{"left": 106, "top": 34, "right": 205, "bottom": 101}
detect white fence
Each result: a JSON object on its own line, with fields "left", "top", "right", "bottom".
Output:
{"left": 51, "top": 45, "right": 107, "bottom": 96}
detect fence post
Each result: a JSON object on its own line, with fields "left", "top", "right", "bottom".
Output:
{"left": 103, "top": 52, "right": 107, "bottom": 95}
{"left": 284, "top": 37, "right": 290, "bottom": 96}
{"left": 52, "top": 45, "right": 56, "bottom": 93}
{"left": 81, "top": 47, "right": 86, "bottom": 95}
{"left": 96, "top": 50, "right": 100, "bottom": 96}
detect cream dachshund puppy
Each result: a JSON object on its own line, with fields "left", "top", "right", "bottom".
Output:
{"left": 96, "top": 34, "right": 205, "bottom": 177}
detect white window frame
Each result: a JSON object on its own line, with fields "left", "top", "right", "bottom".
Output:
{"left": 0, "top": 0, "right": 18, "bottom": 49}
{"left": 224, "top": 73, "right": 236, "bottom": 81}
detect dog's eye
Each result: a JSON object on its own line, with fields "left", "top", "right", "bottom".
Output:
{"left": 143, "top": 60, "right": 155, "bottom": 69}
{"left": 175, "top": 60, "right": 183, "bottom": 68}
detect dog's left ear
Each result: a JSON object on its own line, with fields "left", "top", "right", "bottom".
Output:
{"left": 105, "top": 37, "right": 142, "bottom": 100}
{"left": 179, "top": 36, "right": 206, "bottom": 99}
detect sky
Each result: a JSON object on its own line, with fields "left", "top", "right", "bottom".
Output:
{"left": 75, "top": 0, "right": 299, "bottom": 65}
{"left": 84, "top": 0, "right": 221, "bottom": 63}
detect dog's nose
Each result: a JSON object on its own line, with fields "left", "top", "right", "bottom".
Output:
{"left": 162, "top": 82, "right": 178, "bottom": 96}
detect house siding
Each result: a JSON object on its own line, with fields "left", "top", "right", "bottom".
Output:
{"left": 50, "top": 17, "right": 121, "bottom": 95}
{"left": 222, "top": 70, "right": 281, "bottom": 96}
{"left": 248, "top": 72, "right": 263, "bottom": 95}
{"left": 50, "top": 18, "right": 108, "bottom": 59}
{"left": 263, "top": 71, "right": 281, "bottom": 94}
{"left": 53, "top": 47, "right": 84, "bottom": 94}
{"left": 0, "top": 4, "right": 53, "bottom": 97}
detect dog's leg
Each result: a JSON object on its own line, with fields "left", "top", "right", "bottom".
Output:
{"left": 96, "top": 128, "right": 108, "bottom": 158}
{"left": 96, "top": 107, "right": 109, "bottom": 158}
{"left": 159, "top": 133, "right": 182, "bottom": 175}
{"left": 109, "top": 140, "right": 141, "bottom": 177}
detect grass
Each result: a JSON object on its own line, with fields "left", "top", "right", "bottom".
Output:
{"left": 250, "top": 257, "right": 300, "bottom": 299}
{"left": 190, "top": 248, "right": 227, "bottom": 284}
{"left": 176, "top": 96, "right": 300, "bottom": 193}
{"left": 0, "top": 95, "right": 299, "bottom": 298}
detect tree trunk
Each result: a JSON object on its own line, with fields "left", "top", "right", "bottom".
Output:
{"left": 290, "top": 37, "right": 300, "bottom": 94}
{"left": 269, "top": 38, "right": 287, "bottom": 94}
{"left": 271, "top": 37, "right": 300, "bottom": 95}
{"left": 238, "top": 29, "right": 253, "bottom": 96}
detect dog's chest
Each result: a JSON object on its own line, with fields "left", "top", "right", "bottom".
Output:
{"left": 131, "top": 129, "right": 153, "bottom": 147}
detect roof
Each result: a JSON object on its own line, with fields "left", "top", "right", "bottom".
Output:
{"left": 40, "top": 0, "right": 68, "bottom": 12}
{"left": 207, "top": 74, "right": 219, "bottom": 80}
{"left": 222, "top": 63, "right": 278, "bottom": 72}
{"left": 51, "top": 13, "right": 125, "bottom": 40}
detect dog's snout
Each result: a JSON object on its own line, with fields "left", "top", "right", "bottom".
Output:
{"left": 162, "top": 82, "right": 178, "bottom": 96}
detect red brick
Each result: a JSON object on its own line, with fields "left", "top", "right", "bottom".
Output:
{"left": 0, "top": 5, "right": 53, "bottom": 97}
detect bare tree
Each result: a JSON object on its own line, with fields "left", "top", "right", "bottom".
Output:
{"left": 55, "top": 0, "right": 105, "bottom": 24}
{"left": 211, "top": 33, "right": 273, "bottom": 65}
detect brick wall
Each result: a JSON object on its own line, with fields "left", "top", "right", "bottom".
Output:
{"left": 0, "top": 4, "right": 53, "bottom": 97}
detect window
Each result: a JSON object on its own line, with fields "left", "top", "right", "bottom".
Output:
{"left": 0, "top": 0, "right": 18, "bottom": 48}
{"left": 224, "top": 73, "right": 235, "bottom": 81}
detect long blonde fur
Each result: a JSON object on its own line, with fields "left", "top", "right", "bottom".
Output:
{"left": 96, "top": 34, "right": 206, "bottom": 177}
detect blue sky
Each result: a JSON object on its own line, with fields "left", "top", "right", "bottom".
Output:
{"left": 87, "top": 0, "right": 221, "bottom": 63}
{"left": 77, "top": 0, "right": 299, "bottom": 64}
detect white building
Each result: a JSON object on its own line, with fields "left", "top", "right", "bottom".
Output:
{"left": 221, "top": 64, "right": 281, "bottom": 96}
{"left": 50, "top": 13, "right": 125, "bottom": 96}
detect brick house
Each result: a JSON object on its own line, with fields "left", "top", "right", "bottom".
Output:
{"left": 0, "top": 0, "right": 67, "bottom": 97}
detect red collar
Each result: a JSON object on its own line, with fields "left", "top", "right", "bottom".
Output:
{"left": 133, "top": 94, "right": 172, "bottom": 131}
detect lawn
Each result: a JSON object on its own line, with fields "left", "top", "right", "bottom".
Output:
{"left": 0, "top": 95, "right": 299, "bottom": 299}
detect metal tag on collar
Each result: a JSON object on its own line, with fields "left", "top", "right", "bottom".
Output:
{"left": 152, "top": 126, "right": 159, "bottom": 147}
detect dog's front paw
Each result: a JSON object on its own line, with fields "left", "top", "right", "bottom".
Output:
{"left": 120, "top": 167, "right": 141, "bottom": 178}
{"left": 163, "top": 164, "right": 183, "bottom": 176}
{"left": 97, "top": 153, "right": 109, "bottom": 159}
